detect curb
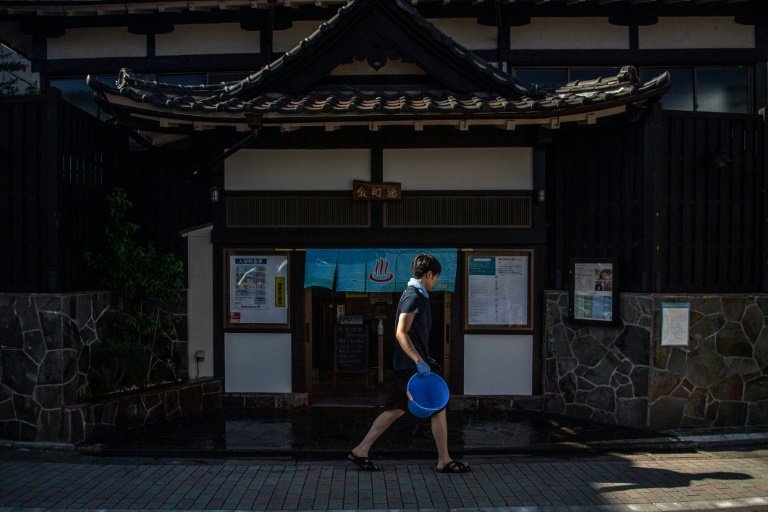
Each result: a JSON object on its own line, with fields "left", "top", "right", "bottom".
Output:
{"left": 0, "top": 440, "right": 76, "bottom": 451}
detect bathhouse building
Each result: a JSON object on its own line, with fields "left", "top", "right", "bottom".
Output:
{"left": 0, "top": 0, "right": 766, "bottom": 441}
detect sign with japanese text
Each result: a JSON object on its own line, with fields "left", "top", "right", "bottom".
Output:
{"left": 569, "top": 258, "right": 618, "bottom": 325}
{"left": 226, "top": 252, "right": 289, "bottom": 327}
{"left": 464, "top": 250, "right": 533, "bottom": 331}
{"left": 353, "top": 180, "right": 401, "bottom": 201}
{"left": 661, "top": 302, "right": 690, "bottom": 346}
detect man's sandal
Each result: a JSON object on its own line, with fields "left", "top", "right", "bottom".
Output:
{"left": 436, "top": 460, "right": 471, "bottom": 473}
{"left": 347, "top": 452, "right": 381, "bottom": 472}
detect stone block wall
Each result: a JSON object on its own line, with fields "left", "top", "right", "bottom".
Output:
{"left": 649, "top": 296, "right": 768, "bottom": 430}
{"left": 544, "top": 291, "right": 653, "bottom": 427}
{"left": 66, "top": 379, "right": 221, "bottom": 443}
{"left": 0, "top": 291, "right": 189, "bottom": 442}
{"left": 544, "top": 291, "right": 768, "bottom": 430}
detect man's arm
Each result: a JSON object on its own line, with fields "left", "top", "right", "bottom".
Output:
{"left": 395, "top": 312, "right": 424, "bottom": 365}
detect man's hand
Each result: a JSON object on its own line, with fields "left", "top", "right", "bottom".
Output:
{"left": 416, "top": 361, "right": 431, "bottom": 377}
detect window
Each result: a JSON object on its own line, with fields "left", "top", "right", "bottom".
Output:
{"left": 696, "top": 67, "right": 750, "bottom": 114}
{"left": 515, "top": 68, "right": 623, "bottom": 88}
{"left": 642, "top": 66, "right": 750, "bottom": 114}
{"left": 567, "top": 67, "right": 621, "bottom": 82}
{"left": 156, "top": 73, "right": 206, "bottom": 87}
{"left": 49, "top": 75, "right": 117, "bottom": 119}
{"left": 208, "top": 73, "right": 247, "bottom": 85}
{"left": 515, "top": 66, "right": 752, "bottom": 114}
{"left": 642, "top": 68, "right": 694, "bottom": 112}
{"left": 514, "top": 68, "right": 567, "bottom": 89}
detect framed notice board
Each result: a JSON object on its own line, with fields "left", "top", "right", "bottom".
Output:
{"left": 334, "top": 315, "right": 368, "bottom": 374}
{"left": 224, "top": 249, "right": 289, "bottom": 329}
{"left": 568, "top": 258, "right": 618, "bottom": 325}
{"left": 464, "top": 250, "right": 534, "bottom": 331}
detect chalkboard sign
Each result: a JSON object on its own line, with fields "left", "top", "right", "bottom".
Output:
{"left": 335, "top": 316, "right": 367, "bottom": 374}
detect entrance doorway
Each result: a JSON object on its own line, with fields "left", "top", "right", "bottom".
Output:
{"left": 308, "top": 288, "right": 448, "bottom": 406}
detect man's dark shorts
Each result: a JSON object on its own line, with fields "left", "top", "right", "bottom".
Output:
{"left": 383, "top": 369, "right": 414, "bottom": 412}
{"left": 383, "top": 369, "right": 446, "bottom": 416}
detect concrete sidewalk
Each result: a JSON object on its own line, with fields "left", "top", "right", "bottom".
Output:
{"left": 2, "top": 448, "right": 768, "bottom": 511}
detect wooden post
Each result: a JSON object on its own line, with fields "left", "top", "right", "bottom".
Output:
{"left": 304, "top": 287, "right": 313, "bottom": 399}
{"left": 644, "top": 102, "right": 666, "bottom": 292}
{"left": 443, "top": 292, "right": 451, "bottom": 383}
{"left": 42, "top": 89, "right": 60, "bottom": 292}
{"left": 377, "top": 317, "right": 384, "bottom": 385}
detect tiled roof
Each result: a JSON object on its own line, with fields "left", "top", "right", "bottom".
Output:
{"left": 88, "top": 65, "right": 669, "bottom": 120}
{"left": 85, "top": 0, "right": 670, "bottom": 134}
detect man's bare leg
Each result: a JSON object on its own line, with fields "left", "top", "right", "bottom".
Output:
{"left": 351, "top": 408, "right": 405, "bottom": 458}
{"left": 430, "top": 409, "right": 453, "bottom": 469}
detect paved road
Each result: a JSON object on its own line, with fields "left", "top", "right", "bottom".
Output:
{"left": 2, "top": 448, "right": 768, "bottom": 511}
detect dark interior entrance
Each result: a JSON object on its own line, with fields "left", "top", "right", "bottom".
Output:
{"left": 310, "top": 287, "right": 446, "bottom": 406}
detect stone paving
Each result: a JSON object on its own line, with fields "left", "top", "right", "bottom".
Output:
{"left": 2, "top": 448, "right": 768, "bottom": 511}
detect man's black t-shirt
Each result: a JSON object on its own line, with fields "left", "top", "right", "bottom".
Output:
{"left": 392, "top": 286, "right": 431, "bottom": 371}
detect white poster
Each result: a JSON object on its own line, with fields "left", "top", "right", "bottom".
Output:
{"left": 661, "top": 302, "right": 690, "bottom": 346}
{"left": 467, "top": 254, "right": 529, "bottom": 327}
{"left": 228, "top": 254, "right": 288, "bottom": 325}
{"left": 573, "top": 262, "right": 614, "bottom": 322}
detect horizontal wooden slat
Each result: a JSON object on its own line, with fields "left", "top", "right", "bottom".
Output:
{"left": 384, "top": 196, "right": 532, "bottom": 228}
{"left": 226, "top": 196, "right": 371, "bottom": 228}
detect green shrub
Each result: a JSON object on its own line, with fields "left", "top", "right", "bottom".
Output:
{"left": 86, "top": 188, "right": 185, "bottom": 394}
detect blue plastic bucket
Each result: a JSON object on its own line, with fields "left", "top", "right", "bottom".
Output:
{"left": 406, "top": 373, "right": 450, "bottom": 418}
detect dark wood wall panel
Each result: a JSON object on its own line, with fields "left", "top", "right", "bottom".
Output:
{"left": 658, "top": 112, "right": 765, "bottom": 292}
{"left": 120, "top": 147, "right": 214, "bottom": 265}
{"left": 0, "top": 92, "right": 126, "bottom": 292}
{"left": 0, "top": 97, "right": 49, "bottom": 292}
{"left": 547, "top": 110, "right": 766, "bottom": 293}
{"left": 546, "top": 119, "right": 648, "bottom": 291}
{"left": 56, "top": 98, "right": 124, "bottom": 291}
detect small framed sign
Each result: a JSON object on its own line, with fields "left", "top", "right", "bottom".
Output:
{"left": 335, "top": 315, "right": 368, "bottom": 374}
{"left": 569, "top": 258, "right": 618, "bottom": 325}
{"left": 224, "top": 250, "right": 290, "bottom": 329}
{"left": 353, "top": 180, "right": 401, "bottom": 201}
{"left": 661, "top": 302, "right": 690, "bottom": 346}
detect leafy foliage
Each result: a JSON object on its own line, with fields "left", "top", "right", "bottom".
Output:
{"left": 86, "top": 188, "right": 185, "bottom": 394}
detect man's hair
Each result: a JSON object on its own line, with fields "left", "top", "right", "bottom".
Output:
{"left": 412, "top": 253, "right": 441, "bottom": 278}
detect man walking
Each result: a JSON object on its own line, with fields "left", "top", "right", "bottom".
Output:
{"left": 347, "top": 253, "right": 470, "bottom": 473}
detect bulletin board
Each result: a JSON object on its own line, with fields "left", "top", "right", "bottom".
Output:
{"left": 224, "top": 250, "right": 289, "bottom": 328}
{"left": 464, "top": 250, "right": 533, "bottom": 331}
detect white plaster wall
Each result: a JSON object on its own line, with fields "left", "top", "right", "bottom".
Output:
{"left": 464, "top": 334, "right": 533, "bottom": 395}
{"left": 427, "top": 18, "right": 497, "bottom": 50}
{"left": 273, "top": 21, "right": 321, "bottom": 52}
{"left": 225, "top": 333, "right": 292, "bottom": 393}
{"left": 48, "top": 27, "right": 146, "bottom": 59}
{"left": 185, "top": 226, "right": 214, "bottom": 379}
{"left": 225, "top": 149, "right": 370, "bottom": 191}
{"left": 382, "top": 148, "right": 532, "bottom": 190}
{"left": 331, "top": 60, "right": 426, "bottom": 76}
{"left": 510, "top": 18, "right": 628, "bottom": 50}
{"left": 157, "top": 23, "right": 260, "bottom": 56}
{"left": 639, "top": 17, "right": 754, "bottom": 50}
